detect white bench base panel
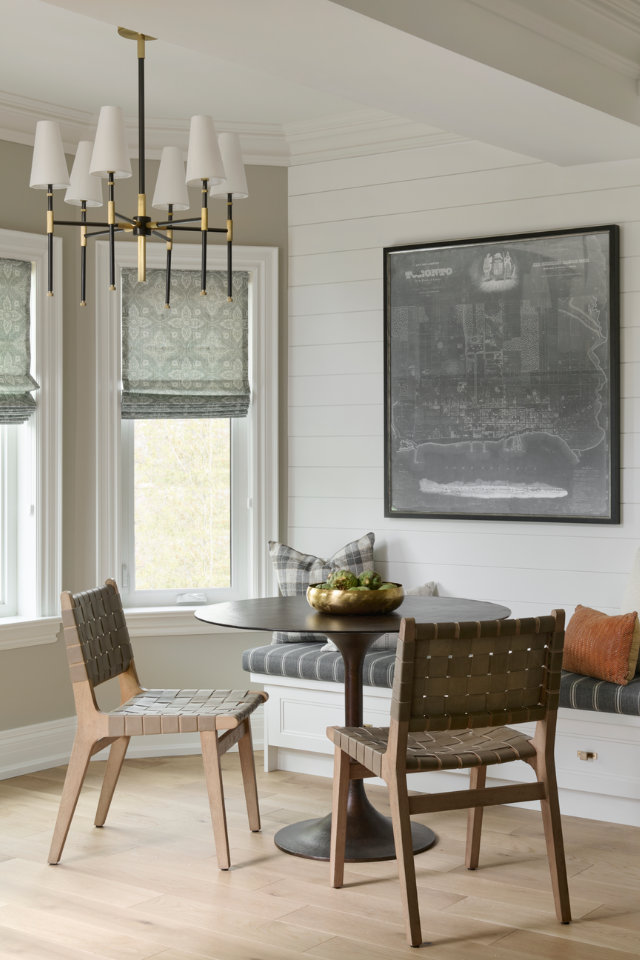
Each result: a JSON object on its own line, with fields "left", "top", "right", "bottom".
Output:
{"left": 252, "top": 672, "right": 640, "bottom": 828}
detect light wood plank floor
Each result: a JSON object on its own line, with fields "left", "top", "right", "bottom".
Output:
{"left": 0, "top": 753, "right": 639, "bottom": 958}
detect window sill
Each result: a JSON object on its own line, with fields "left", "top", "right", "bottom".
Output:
{"left": 0, "top": 608, "right": 259, "bottom": 649}
{"left": 123, "top": 606, "right": 257, "bottom": 639}
{"left": 0, "top": 616, "right": 62, "bottom": 651}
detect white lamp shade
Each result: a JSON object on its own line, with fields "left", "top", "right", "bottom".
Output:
{"left": 152, "top": 146, "right": 190, "bottom": 211}
{"left": 90, "top": 106, "right": 132, "bottom": 179}
{"left": 210, "top": 133, "right": 248, "bottom": 200}
{"left": 30, "top": 121, "right": 70, "bottom": 190}
{"left": 185, "top": 115, "right": 226, "bottom": 186}
{"left": 64, "top": 141, "right": 104, "bottom": 206}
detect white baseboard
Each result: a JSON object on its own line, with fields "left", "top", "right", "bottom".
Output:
{"left": 0, "top": 709, "right": 264, "bottom": 780}
{"left": 255, "top": 673, "right": 640, "bottom": 827}
{"left": 268, "top": 746, "right": 640, "bottom": 827}
{"left": 0, "top": 717, "right": 78, "bottom": 780}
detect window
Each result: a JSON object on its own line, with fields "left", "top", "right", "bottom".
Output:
{"left": 0, "top": 230, "right": 62, "bottom": 649}
{"left": 125, "top": 418, "right": 232, "bottom": 591}
{"left": 0, "top": 425, "right": 18, "bottom": 617}
{"left": 120, "top": 407, "right": 250, "bottom": 607}
{"left": 95, "top": 241, "right": 278, "bottom": 620}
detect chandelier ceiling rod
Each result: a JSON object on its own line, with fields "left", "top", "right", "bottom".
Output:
{"left": 29, "top": 27, "right": 247, "bottom": 308}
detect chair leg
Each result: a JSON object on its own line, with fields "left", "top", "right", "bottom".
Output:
{"left": 94, "top": 736, "right": 130, "bottom": 827}
{"left": 465, "top": 765, "right": 486, "bottom": 870}
{"left": 329, "top": 746, "right": 350, "bottom": 888}
{"left": 200, "top": 730, "right": 231, "bottom": 871}
{"left": 388, "top": 774, "right": 422, "bottom": 947}
{"left": 48, "top": 736, "right": 95, "bottom": 864}
{"left": 238, "top": 719, "right": 261, "bottom": 832}
{"left": 537, "top": 755, "right": 572, "bottom": 923}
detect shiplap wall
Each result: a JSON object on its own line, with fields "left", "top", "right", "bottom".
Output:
{"left": 288, "top": 141, "right": 640, "bottom": 620}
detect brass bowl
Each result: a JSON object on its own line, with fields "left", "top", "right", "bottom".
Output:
{"left": 306, "top": 583, "right": 404, "bottom": 616}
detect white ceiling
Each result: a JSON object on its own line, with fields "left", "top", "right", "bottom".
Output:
{"left": 1, "top": 0, "right": 639, "bottom": 166}
{"left": 0, "top": 0, "right": 364, "bottom": 123}
{"left": 333, "top": 0, "right": 640, "bottom": 125}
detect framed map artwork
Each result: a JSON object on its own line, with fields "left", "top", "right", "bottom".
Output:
{"left": 384, "top": 226, "right": 620, "bottom": 523}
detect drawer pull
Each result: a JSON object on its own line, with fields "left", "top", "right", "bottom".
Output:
{"left": 577, "top": 751, "right": 597, "bottom": 761}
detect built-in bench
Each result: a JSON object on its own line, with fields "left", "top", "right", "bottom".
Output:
{"left": 243, "top": 642, "right": 640, "bottom": 827}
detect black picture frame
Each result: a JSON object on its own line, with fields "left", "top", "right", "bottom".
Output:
{"left": 384, "top": 225, "right": 620, "bottom": 524}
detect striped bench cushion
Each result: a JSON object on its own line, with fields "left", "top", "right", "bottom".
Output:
{"left": 242, "top": 644, "right": 640, "bottom": 716}
{"left": 559, "top": 670, "right": 640, "bottom": 715}
{"left": 242, "top": 643, "right": 396, "bottom": 689}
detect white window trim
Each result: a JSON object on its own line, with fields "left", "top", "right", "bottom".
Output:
{"left": 94, "top": 240, "right": 279, "bottom": 630}
{"left": 0, "top": 228, "right": 63, "bottom": 651}
{"left": 0, "top": 424, "right": 18, "bottom": 617}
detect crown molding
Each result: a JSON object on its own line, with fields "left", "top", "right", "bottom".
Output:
{"left": 0, "top": 91, "right": 288, "bottom": 164}
{"left": 467, "top": 0, "right": 640, "bottom": 79}
{"left": 571, "top": 0, "right": 640, "bottom": 33}
{"left": 284, "top": 108, "right": 465, "bottom": 164}
{"left": 0, "top": 90, "right": 95, "bottom": 153}
{"left": 0, "top": 92, "right": 462, "bottom": 167}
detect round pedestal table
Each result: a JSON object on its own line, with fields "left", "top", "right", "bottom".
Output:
{"left": 195, "top": 595, "right": 510, "bottom": 863}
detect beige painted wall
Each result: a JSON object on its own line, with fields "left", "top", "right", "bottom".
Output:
{"left": 0, "top": 138, "right": 287, "bottom": 731}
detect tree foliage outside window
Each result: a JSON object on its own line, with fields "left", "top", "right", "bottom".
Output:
{"left": 133, "top": 418, "right": 230, "bottom": 590}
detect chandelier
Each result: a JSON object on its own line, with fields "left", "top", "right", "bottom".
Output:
{"left": 28, "top": 28, "right": 248, "bottom": 308}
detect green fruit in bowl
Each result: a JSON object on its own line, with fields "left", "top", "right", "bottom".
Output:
{"left": 348, "top": 585, "right": 370, "bottom": 591}
{"left": 328, "top": 569, "right": 358, "bottom": 590}
{"left": 315, "top": 582, "right": 331, "bottom": 590}
{"left": 379, "top": 582, "right": 397, "bottom": 590}
{"left": 358, "top": 570, "right": 382, "bottom": 589}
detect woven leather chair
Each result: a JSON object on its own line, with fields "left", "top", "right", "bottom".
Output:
{"left": 50, "top": 579, "right": 267, "bottom": 870}
{"left": 327, "top": 612, "right": 570, "bottom": 947}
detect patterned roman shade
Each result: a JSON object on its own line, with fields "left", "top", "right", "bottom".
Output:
{"left": 0, "top": 258, "right": 39, "bottom": 424}
{"left": 121, "top": 268, "right": 250, "bottom": 419}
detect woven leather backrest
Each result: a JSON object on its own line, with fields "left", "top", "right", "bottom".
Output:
{"left": 391, "top": 615, "right": 564, "bottom": 732}
{"left": 61, "top": 582, "right": 134, "bottom": 687}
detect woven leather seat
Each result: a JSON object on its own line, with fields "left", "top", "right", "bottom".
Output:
{"left": 328, "top": 724, "right": 537, "bottom": 776}
{"left": 108, "top": 689, "right": 265, "bottom": 735}
{"left": 49, "top": 580, "right": 267, "bottom": 871}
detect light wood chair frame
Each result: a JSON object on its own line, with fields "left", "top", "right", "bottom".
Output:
{"left": 50, "top": 580, "right": 266, "bottom": 870}
{"left": 328, "top": 611, "right": 570, "bottom": 947}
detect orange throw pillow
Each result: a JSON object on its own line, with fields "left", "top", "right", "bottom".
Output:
{"left": 563, "top": 605, "right": 640, "bottom": 685}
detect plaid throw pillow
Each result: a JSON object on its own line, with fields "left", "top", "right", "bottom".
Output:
{"left": 268, "top": 532, "right": 375, "bottom": 643}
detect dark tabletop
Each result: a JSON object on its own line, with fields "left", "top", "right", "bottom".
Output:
{"left": 194, "top": 595, "right": 511, "bottom": 634}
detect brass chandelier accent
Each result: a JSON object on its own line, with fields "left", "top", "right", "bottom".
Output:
{"left": 29, "top": 28, "right": 248, "bottom": 308}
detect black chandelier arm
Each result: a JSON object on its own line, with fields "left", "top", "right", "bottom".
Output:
{"left": 138, "top": 46, "right": 145, "bottom": 196}
{"left": 154, "top": 225, "right": 227, "bottom": 233}
{"left": 85, "top": 228, "right": 125, "bottom": 239}
{"left": 151, "top": 230, "right": 172, "bottom": 242}
{"left": 154, "top": 216, "right": 202, "bottom": 228}
{"left": 108, "top": 176, "right": 116, "bottom": 290}
{"left": 80, "top": 201, "right": 87, "bottom": 306}
{"left": 47, "top": 184, "right": 53, "bottom": 296}
{"left": 54, "top": 220, "right": 113, "bottom": 228}
{"left": 165, "top": 204, "right": 173, "bottom": 309}
{"left": 116, "top": 211, "right": 137, "bottom": 225}
{"left": 201, "top": 179, "right": 208, "bottom": 296}
{"left": 165, "top": 246, "right": 172, "bottom": 309}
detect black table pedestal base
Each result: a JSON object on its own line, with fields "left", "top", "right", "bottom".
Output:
{"left": 274, "top": 779, "right": 436, "bottom": 862}
{"left": 195, "top": 600, "right": 509, "bottom": 864}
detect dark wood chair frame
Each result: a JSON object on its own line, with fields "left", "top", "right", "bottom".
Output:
{"left": 328, "top": 611, "right": 570, "bottom": 947}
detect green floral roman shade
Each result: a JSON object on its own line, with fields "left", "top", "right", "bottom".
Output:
{"left": 0, "top": 258, "right": 39, "bottom": 424}
{"left": 121, "top": 268, "right": 250, "bottom": 419}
